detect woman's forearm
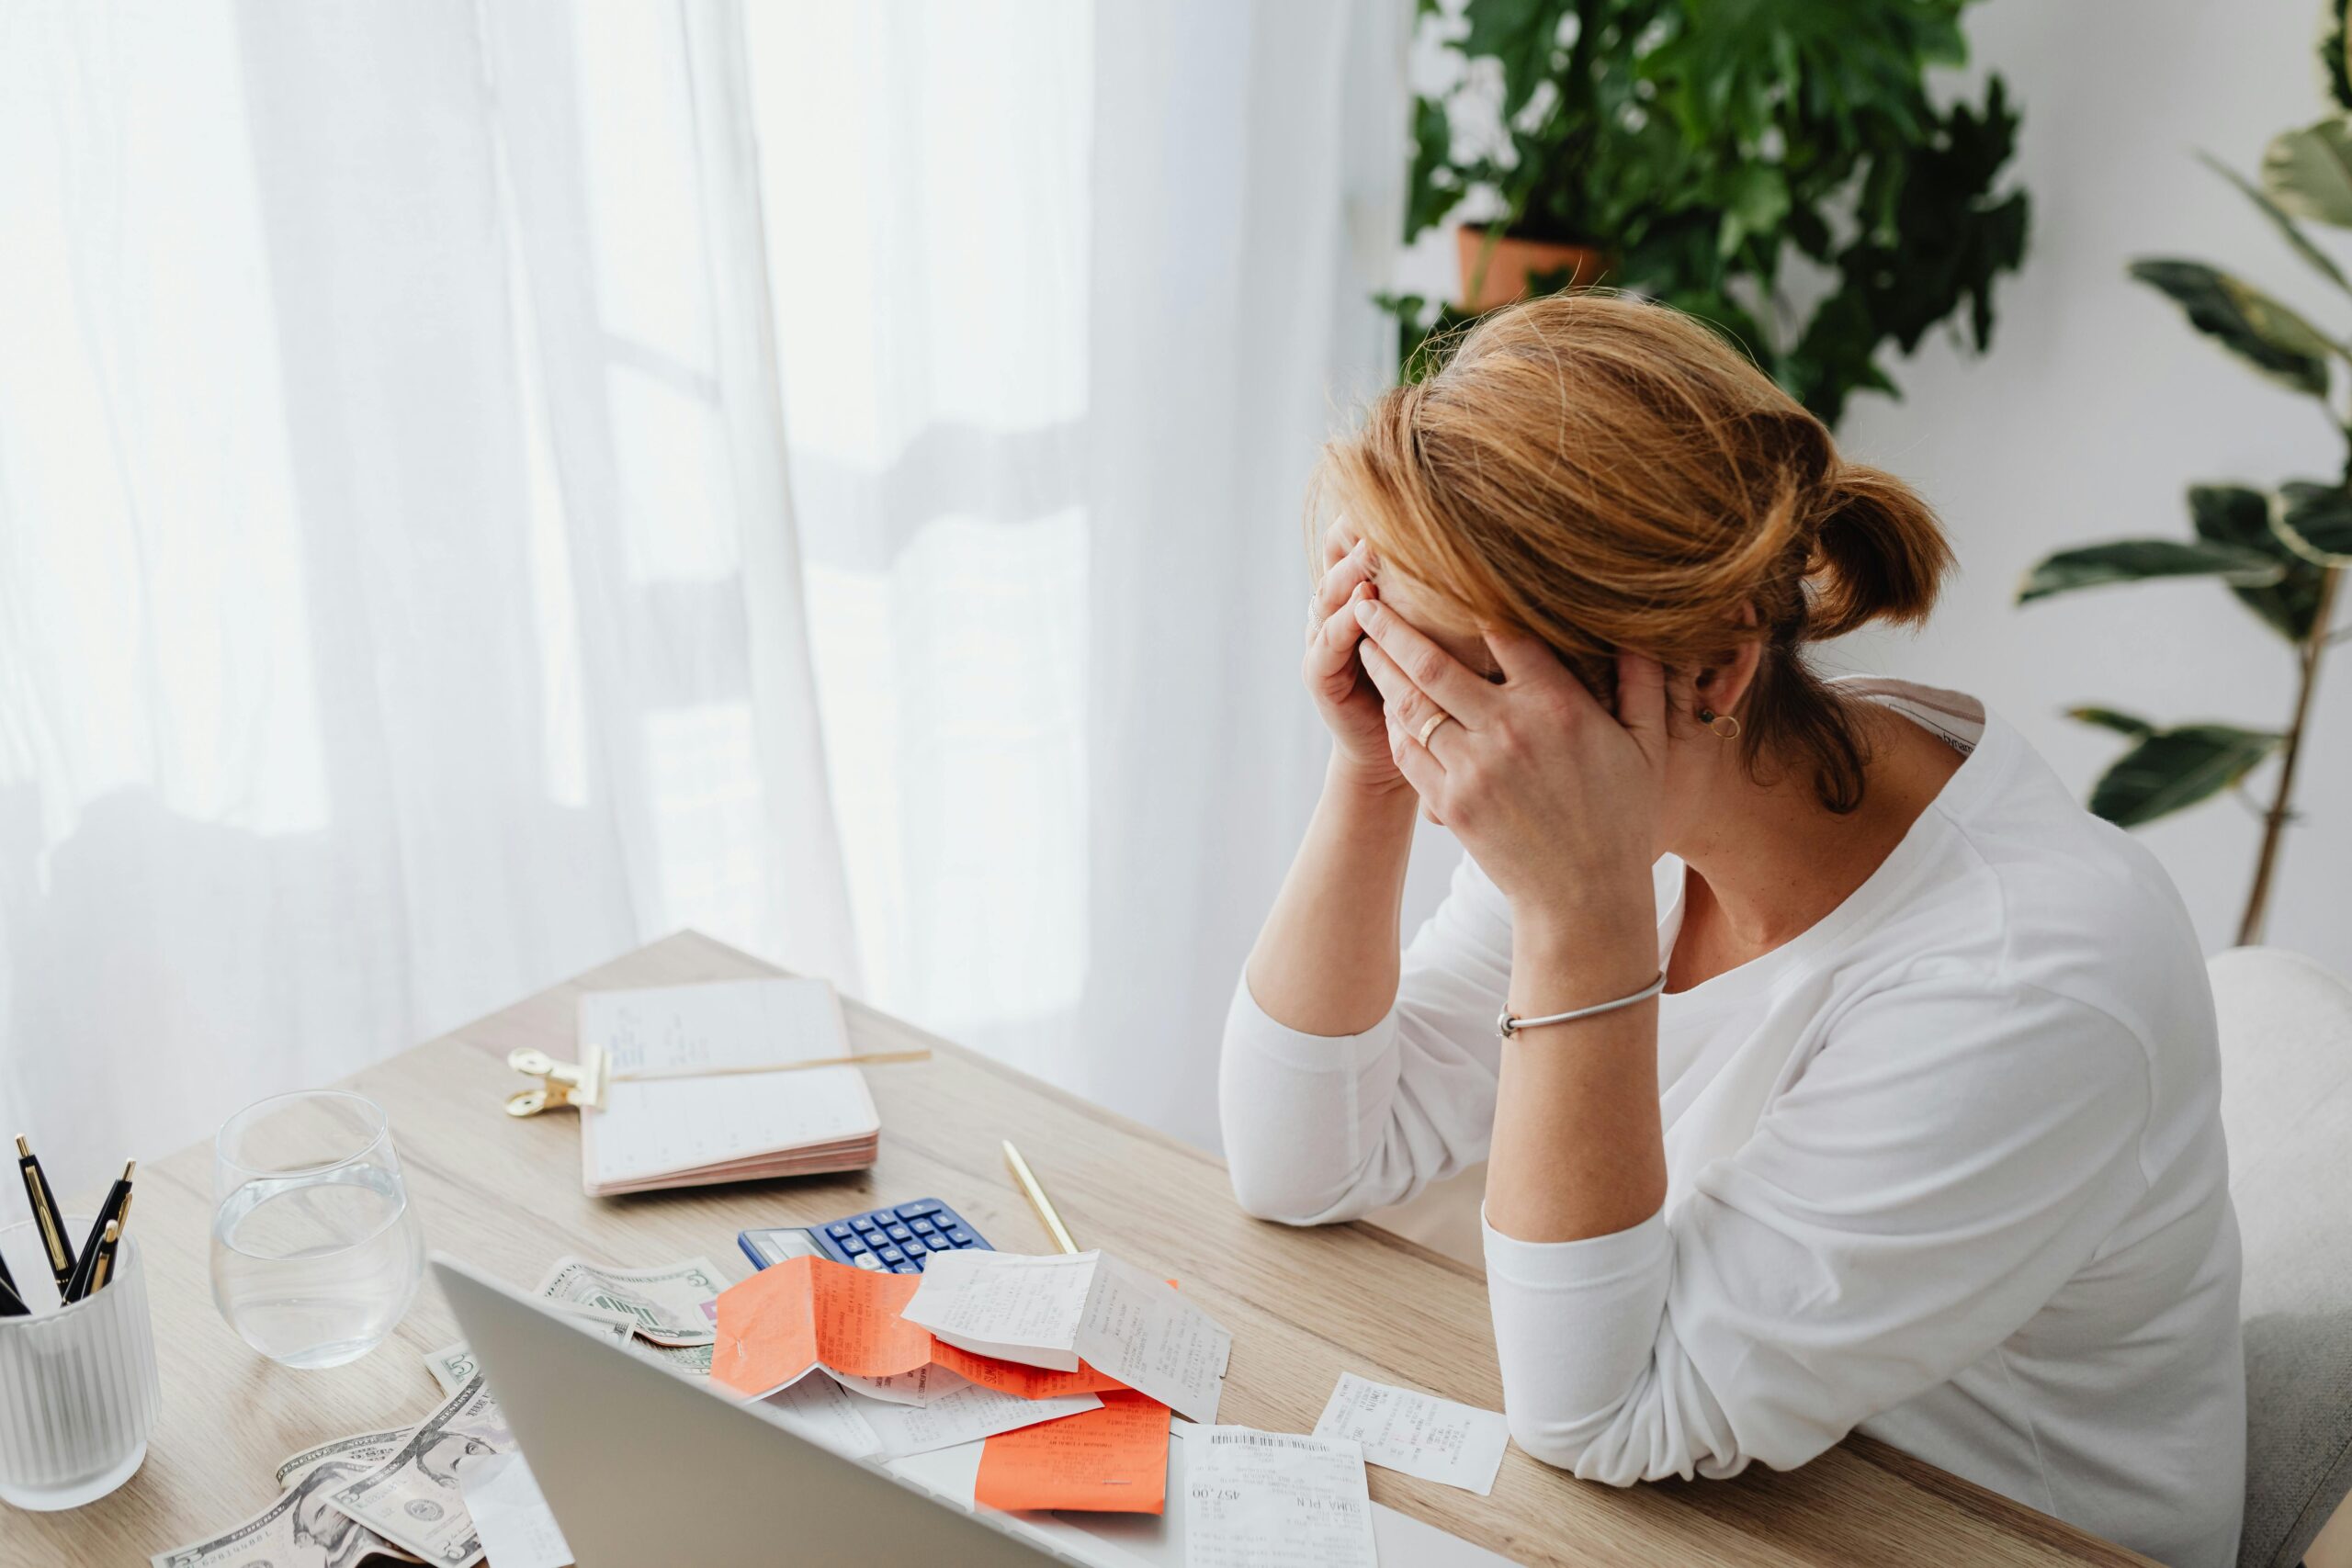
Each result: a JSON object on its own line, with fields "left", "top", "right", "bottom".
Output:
{"left": 1242, "top": 758, "right": 1421, "bottom": 1036}
{"left": 1484, "top": 918, "right": 1667, "bottom": 1243}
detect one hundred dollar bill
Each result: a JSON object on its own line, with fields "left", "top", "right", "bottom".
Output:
{"left": 323, "top": 1374, "right": 512, "bottom": 1567}
{"left": 151, "top": 1427, "right": 419, "bottom": 1568}
{"left": 532, "top": 1254, "right": 725, "bottom": 1345}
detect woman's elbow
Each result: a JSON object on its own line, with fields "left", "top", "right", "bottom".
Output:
{"left": 1504, "top": 1404, "right": 1607, "bottom": 1479}
{"left": 1223, "top": 1151, "right": 1343, "bottom": 1225}
{"left": 1500, "top": 1394, "right": 1702, "bottom": 1487}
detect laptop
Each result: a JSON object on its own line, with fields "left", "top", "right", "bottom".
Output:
{"left": 434, "top": 1255, "right": 1097, "bottom": 1566}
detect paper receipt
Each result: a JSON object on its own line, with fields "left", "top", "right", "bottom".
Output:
{"left": 1312, "top": 1372, "right": 1510, "bottom": 1495}
{"left": 1183, "top": 1427, "right": 1375, "bottom": 1568}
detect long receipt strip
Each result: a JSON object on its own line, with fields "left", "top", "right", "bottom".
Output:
{"left": 902, "top": 1249, "right": 1231, "bottom": 1424}
{"left": 460, "top": 1451, "right": 574, "bottom": 1568}
{"left": 1313, "top": 1371, "right": 1510, "bottom": 1496}
{"left": 1184, "top": 1428, "right": 1376, "bottom": 1568}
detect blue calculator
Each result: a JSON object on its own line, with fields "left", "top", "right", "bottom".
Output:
{"left": 738, "top": 1197, "right": 993, "bottom": 1276}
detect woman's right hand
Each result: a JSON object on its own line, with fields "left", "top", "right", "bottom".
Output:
{"left": 1302, "top": 519, "right": 1401, "bottom": 790}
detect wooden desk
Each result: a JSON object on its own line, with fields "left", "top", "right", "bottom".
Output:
{"left": 12, "top": 931, "right": 2154, "bottom": 1568}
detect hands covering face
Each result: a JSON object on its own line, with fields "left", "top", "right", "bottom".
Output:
{"left": 1351, "top": 594, "right": 1669, "bottom": 936}
{"left": 1299, "top": 518, "right": 1399, "bottom": 790}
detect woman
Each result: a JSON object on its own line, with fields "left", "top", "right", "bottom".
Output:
{"left": 1221, "top": 293, "right": 2244, "bottom": 1567}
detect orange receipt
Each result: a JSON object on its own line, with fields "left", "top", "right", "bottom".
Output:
{"left": 973, "top": 1391, "right": 1173, "bottom": 1515}
{"left": 714, "top": 1255, "right": 932, "bottom": 1396}
{"left": 933, "top": 1341, "right": 1127, "bottom": 1400}
{"left": 714, "top": 1255, "right": 1138, "bottom": 1403}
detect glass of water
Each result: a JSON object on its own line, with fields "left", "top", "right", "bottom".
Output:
{"left": 210, "top": 1089, "right": 424, "bottom": 1369}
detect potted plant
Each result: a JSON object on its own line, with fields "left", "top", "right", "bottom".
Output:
{"left": 1387, "top": 0, "right": 2030, "bottom": 427}
{"left": 2017, "top": 7, "right": 2352, "bottom": 944}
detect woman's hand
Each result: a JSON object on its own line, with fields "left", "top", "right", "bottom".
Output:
{"left": 1301, "top": 519, "right": 1400, "bottom": 791}
{"left": 1351, "top": 598, "right": 1666, "bottom": 947}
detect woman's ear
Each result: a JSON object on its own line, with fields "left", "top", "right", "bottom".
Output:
{"left": 1695, "top": 604, "right": 1764, "bottom": 717}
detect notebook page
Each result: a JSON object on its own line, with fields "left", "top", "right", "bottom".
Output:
{"left": 579, "top": 980, "right": 878, "bottom": 1187}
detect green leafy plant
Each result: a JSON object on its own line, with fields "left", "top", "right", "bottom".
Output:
{"left": 1387, "top": 0, "right": 2030, "bottom": 425}
{"left": 2018, "top": 12, "right": 2352, "bottom": 945}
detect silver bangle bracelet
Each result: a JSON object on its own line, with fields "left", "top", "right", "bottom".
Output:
{"left": 1497, "top": 971, "right": 1667, "bottom": 1037}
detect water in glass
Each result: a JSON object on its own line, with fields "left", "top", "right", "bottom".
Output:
{"left": 210, "top": 1090, "right": 424, "bottom": 1369}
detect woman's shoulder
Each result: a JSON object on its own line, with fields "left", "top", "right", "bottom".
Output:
{"left": 1857, "top": 703, "right": 2217, "bottom": 1090}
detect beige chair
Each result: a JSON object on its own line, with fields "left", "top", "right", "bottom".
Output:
{"left": 2211, "top": 947, "right": 2352, "bottom": 1568}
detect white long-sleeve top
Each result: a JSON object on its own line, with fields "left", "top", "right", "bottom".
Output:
{"left": 1221, "top": 681, "right": 2245, "bottom": 1568}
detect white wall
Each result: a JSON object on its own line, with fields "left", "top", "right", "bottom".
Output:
{"left": 1835, "top": 0, "right": 2350, "bottom": 970}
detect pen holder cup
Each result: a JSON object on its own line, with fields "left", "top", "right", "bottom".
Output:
{"left": 0, "top": 1217, "right": 160, "bottom": 1511}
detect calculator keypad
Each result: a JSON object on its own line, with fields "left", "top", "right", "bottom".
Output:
{"left": 805, "top": 1199, "right": 992, "bottom": 1274}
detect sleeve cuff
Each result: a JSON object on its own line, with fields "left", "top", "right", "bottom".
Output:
{"left": 1481, "top": 1202, "right": 1670, "bottom": 1292}
{"left": 1227, "top": 973, "right": 1400, "bottom": 1075}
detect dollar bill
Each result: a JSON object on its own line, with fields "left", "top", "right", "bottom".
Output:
{"left": 324, "top": 1374, "right": 512, "bottom": 1567}
{"left": 533, "top": 1254, "right": 725, "bottom": 1345}
{"left": 423, "top": 1304, "right": 705, "bottom": 1396}
{"left": 422, "top": 1303, "right": 639, "bottom": 1395}
{"left": 152, "top": 1428, "right": 419, "bottom": 1568}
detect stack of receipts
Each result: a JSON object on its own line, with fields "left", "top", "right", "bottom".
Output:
{"left": 713, "top": 1250, "right": 1235, "bottom": 1517}
{"left": 902, "top": 1249, "right": 1231, "bottom": 1425}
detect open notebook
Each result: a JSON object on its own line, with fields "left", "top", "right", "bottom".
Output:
{"left": 575, "top": 977, "right": 880, "bottom": 1197}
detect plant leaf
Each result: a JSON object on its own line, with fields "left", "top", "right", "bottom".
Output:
{"left": 2069, "top": 709, "right": 2154, "bottom": 738}
{"left": 2274, "top": 479, "right": 2352, "bottom": 566}
{"left": 2016, "top": 538, "right": 2286, "bottom": 604}
{"left": 2188, "top": 484, "right": 2333, "bottom": 639}
{"left": 2067, "top": 706, "right": 2156, "bottom": 739}
{"left": 2129, "top": 259, "right": 2339, "bottom": 394}
{"left": 2087, "top": 724, "right": 2283, "bottom": 828}
{"left": 2262, "top": 115, "right": 2352, "bottom": 228}
{"left": 2200, "top": 151, "right": 2352, "bottom": 299}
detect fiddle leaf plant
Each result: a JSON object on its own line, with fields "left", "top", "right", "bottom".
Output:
{"left": 2018, "top": 11, "right": 2352, "bottom": 943}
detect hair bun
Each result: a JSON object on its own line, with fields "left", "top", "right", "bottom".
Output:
{"left": 1803, "top": 462, "right": 1952, "bottom": 639}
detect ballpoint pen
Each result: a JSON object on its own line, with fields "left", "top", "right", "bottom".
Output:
{"left": 63, "top": 1161, "right": 135, "bottom": 1304}
{"left": 83, "top": 1221, "right": 120, "bottom": 1299}
{"left": 1002, "top": 1140, "right": 1080, "bottom": 1255}
{"left": 16, "top": 1135, "right": 75, "bottom": 1298}
{"left": 0, "top": 1272, "right": 26, "bottom": 1319}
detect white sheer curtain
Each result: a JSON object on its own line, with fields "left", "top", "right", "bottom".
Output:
{"left": 0, "top": 0, "right": 1410, "bottom": 1193}
{"left": 750, "top": 1, "right": 1411, "bottom": 1143}
{"left": 0, "top": 0, "right": 855, "bottom": 1197}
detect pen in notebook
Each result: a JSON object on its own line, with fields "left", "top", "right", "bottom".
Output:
{"left": 62, "top": 1161, "right": 134, "bottom": 1304}
{"left": 16, "top": 1135, "right": 75, "bottom": 1297}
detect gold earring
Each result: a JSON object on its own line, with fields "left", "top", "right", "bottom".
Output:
{"left": 1695, "top": 706, "right": 1742, "bottom": 740}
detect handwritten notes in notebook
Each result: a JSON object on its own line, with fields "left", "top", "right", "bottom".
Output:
{"left": 976, "top": 1391, "right": 1173, "bottom": 1515}
{"left": 576, "top": 978, "right": 878, "bottom": 1196}
{"left": 1183, "top": 1428, "right": 1376, "bottom": 1568}
{"left": 903, "top": 1250, "right": 1230, "bottom": 1424}
{"left": 1312, "top": 1373, "right": 1510, "bottom": 1496}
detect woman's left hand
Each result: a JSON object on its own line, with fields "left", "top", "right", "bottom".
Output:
{"left": 1351, "top": 597, "right": 1667, "bottom": 943}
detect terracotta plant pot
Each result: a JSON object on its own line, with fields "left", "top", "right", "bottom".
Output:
{"left": 1456, "top": 223, "right": 1610, "bottom": 313}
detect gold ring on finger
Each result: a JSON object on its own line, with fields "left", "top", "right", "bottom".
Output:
{"left": 1418, "top": 711, "right": 1454, "bottom": 748}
